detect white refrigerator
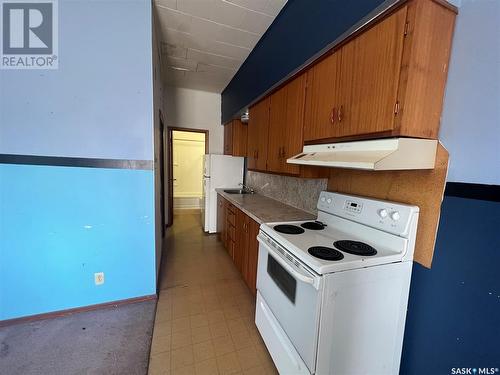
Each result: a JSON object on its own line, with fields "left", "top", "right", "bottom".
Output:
{"left": 202, "top": 154, "right": 244, "bottom": 233}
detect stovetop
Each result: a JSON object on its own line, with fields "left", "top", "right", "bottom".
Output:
{"left": 259, "top": 192, "right": 419, "bottom": 275}
{"left": 259, "top": 219, "right": 411, "bottom": 275}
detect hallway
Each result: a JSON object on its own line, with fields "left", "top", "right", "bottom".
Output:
{"left": 148, "top": 210, "right": 277, "bottom": 375}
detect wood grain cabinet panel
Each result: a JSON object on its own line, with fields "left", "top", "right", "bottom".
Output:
{"left": 218, "top": 200, "right": 260, "bottom": 296}
{"left": 268, "top": 85, "right": 288, "bottom": 173}
{"left": 336, "top": 6, "right": 407, "bottom": 138}
{"left": 301, "top": 0, "right": 455, "bottom": 143}
{"left": 248, "top": 97, "right": 270, "bottom": 171}
{"left": 246, "top": 218, "right": 260, "bottom": 295}
{"left": 217, "top": 195, "right": 226, "bottom": 244}
{"left": 268, "top": 74, "right": 306, "bottom": 175}
{"left": 234, "top": 209, "right": 247, "bottom": 274}
{"left": 232, "top": 119, "right": 248, "bottom": 157}
{"left": 224, "top": 120, "right": 248, "bottom": 157}
{"left": 303, "top": 51, "right": 343, "bottom": 142}
{"left": 224, "top": 122, "right": 233, "bottom": 155}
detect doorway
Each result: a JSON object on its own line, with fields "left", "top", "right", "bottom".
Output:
{"left": 167, "top": 128, "right": 208, "bottom": 227}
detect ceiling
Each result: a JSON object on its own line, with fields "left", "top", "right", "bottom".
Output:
{"left": 154, "top": 0, "right": 287, "bottom": 92}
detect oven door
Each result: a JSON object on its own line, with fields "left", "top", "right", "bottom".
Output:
{"left": 256, "top": 232, "right": 323, "bottom": 374}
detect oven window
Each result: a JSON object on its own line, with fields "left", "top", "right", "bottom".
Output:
{"left": 267, "top": 255, "right": 297, "bottom": 304}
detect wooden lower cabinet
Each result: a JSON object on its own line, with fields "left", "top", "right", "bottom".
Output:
{"left": 217, "top": 195, "right": 226, "bottom": 244}
{"left": 245, "top": 218, "right": 260, "bottom": 295}
{"left": 234, "top": 209, "right": 247, "bottom": 274}
{"left": 217, "top": 194, "right": 260, "bottom": 296}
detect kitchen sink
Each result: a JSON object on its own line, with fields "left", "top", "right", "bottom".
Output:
{"left": 224, "top": 189, "right": 253, "bottom": 194}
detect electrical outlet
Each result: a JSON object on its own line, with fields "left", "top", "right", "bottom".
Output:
{"left": 94, "top": 272, "right": 104, "bottom": 286}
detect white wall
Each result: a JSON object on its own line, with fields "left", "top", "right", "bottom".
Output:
{"left": 439, "top": 0, "right": 500, "bottom": 185}
{"left": 165, "top": 87, "right": 224, "bottom": 154}
{"left": 0, "top": 0, "right": 153, "bottom": 161}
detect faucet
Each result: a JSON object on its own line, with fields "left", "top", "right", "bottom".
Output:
{"left": 238, "top": 183, "right": 255, "bottom": 194}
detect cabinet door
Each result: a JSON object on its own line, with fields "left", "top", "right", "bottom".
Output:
{"left": 267, "top": 85, "right": 287, "bottom": 173}
{"left": 234, "top": 209, "right": 247, "bottom": 273}
{"left": 246, "top": 218, "right": 260, "bottom": 296}
{"left": 248, "top": 97, "right": 270, "bottom": 171}
{"left": 232, "top": 119, "right": 248, "bottom": 157}
{"left": 336, "top": 6, "right": 407, "bottom": 137}
{"left": 282, "top": 74, "right": 306, "bottom": 175}
{"left": 303, "top": 51, "right": 342, "bottom": 142}
{"left": 217, "top": 195, "right": 226, "bottom": 243}
{"left": 268, "top": 74, "right": 306, "bottom": 175}
{"left": 224, "top": 122, "right": 233, "bottom": 155}
{"left": 241, "top": 214, "right": 250, "bottom": 285}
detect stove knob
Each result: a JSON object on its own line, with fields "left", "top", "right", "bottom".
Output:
{"left": 327, "top": 198, "right": 332, "bottom": 204}
{"left": 321, "top": 197, "right": 326, "bottom": 202}
{"left": 391, "top": 211, "right": 400, "bottom": 221}
{"left": 378, "top": 209, "right": 388, "bottom": 218}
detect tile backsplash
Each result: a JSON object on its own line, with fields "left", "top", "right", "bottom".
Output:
{"left": 246, "top": 171, "right": 328, "bottom": 214}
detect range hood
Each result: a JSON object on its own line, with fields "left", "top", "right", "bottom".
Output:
{"left": 287, "top": 138, "right": 438, "bottom": 170}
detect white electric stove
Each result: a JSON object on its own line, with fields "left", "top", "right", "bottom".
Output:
{"left": 255, "top": 191, "right": 419, "bottom": 375}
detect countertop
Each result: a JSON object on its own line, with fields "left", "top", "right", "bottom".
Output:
{"left": 216, "top": 189, "right": 315, "bottom": 224}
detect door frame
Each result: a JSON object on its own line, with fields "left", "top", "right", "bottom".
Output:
{"left": 159, "top": 113, "right": 166, "bottom": 237}
{"left": 166, "top": 127, "right": 209, "bottom": 227}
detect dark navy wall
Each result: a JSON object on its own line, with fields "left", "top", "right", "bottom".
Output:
{"left": 221, "top": 0, "right": 386, "bottom": 123}
{"left": 401, "top": 196, "right": 500, "bottom": 373}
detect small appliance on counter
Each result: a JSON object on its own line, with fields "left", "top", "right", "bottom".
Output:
{"left": 202, "top": 154, "right": 244, "bottom": 233}
{"left": 255, "top": 191, "right": 419, "bottom": 375}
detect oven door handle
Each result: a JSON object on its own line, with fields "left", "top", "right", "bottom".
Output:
{"left": 258, "top": 236, "right": 320, "bottom": 290}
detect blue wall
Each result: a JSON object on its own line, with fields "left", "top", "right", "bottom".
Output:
{"left": 401, "top": 196, "right": 500, "bottom": 373}
{"left": 0, "top": 0, "right": 156, "bottom": 321}
{"left": 221, "top": 0, "right": 385, "bottom": 123}
{"left": 0, "top": 164, "right": 156, "bottom": 321}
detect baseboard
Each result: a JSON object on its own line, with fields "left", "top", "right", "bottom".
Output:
{"left": 0, "top": 294, "right": 157, "bottom": 327}
{"left": 173, "top": 196, "right": 202, "bottom": 209}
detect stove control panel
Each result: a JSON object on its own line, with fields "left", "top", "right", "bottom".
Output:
{"left": 317, "top": 191, "right": 419, "bottom": 237}
{"left": 344, "top": 200, "right": 363, "bottom": 214}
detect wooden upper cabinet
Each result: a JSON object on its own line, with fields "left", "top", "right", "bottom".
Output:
{"left": 224, "top": 120, "right": 247, "bottom": 157}
{"left": 336, "top": 6, "right": 407, "bottom": 138}
{"left": 248, "top": 97, "right": 270, "bottom": 171}
{"left": 232, "top": 119, "right": 247, "bottom": 157}
{"left": 268, "top": 85, "right": 287, "bottom": 173}
{"left": 224, "top": 122, "right": 233, "bottom": 155}
{"left": 268, "top": 74, "right": 306, "bottom": 175}
{"left": 302, "top": 0, "right": 456, "bottom": 143}
{"left": 303, "top": 51, "right": 342, "bottom": 142}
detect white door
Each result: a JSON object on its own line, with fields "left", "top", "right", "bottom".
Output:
{"left": 256, "top": 233, "right": 323, "bottom": 374}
